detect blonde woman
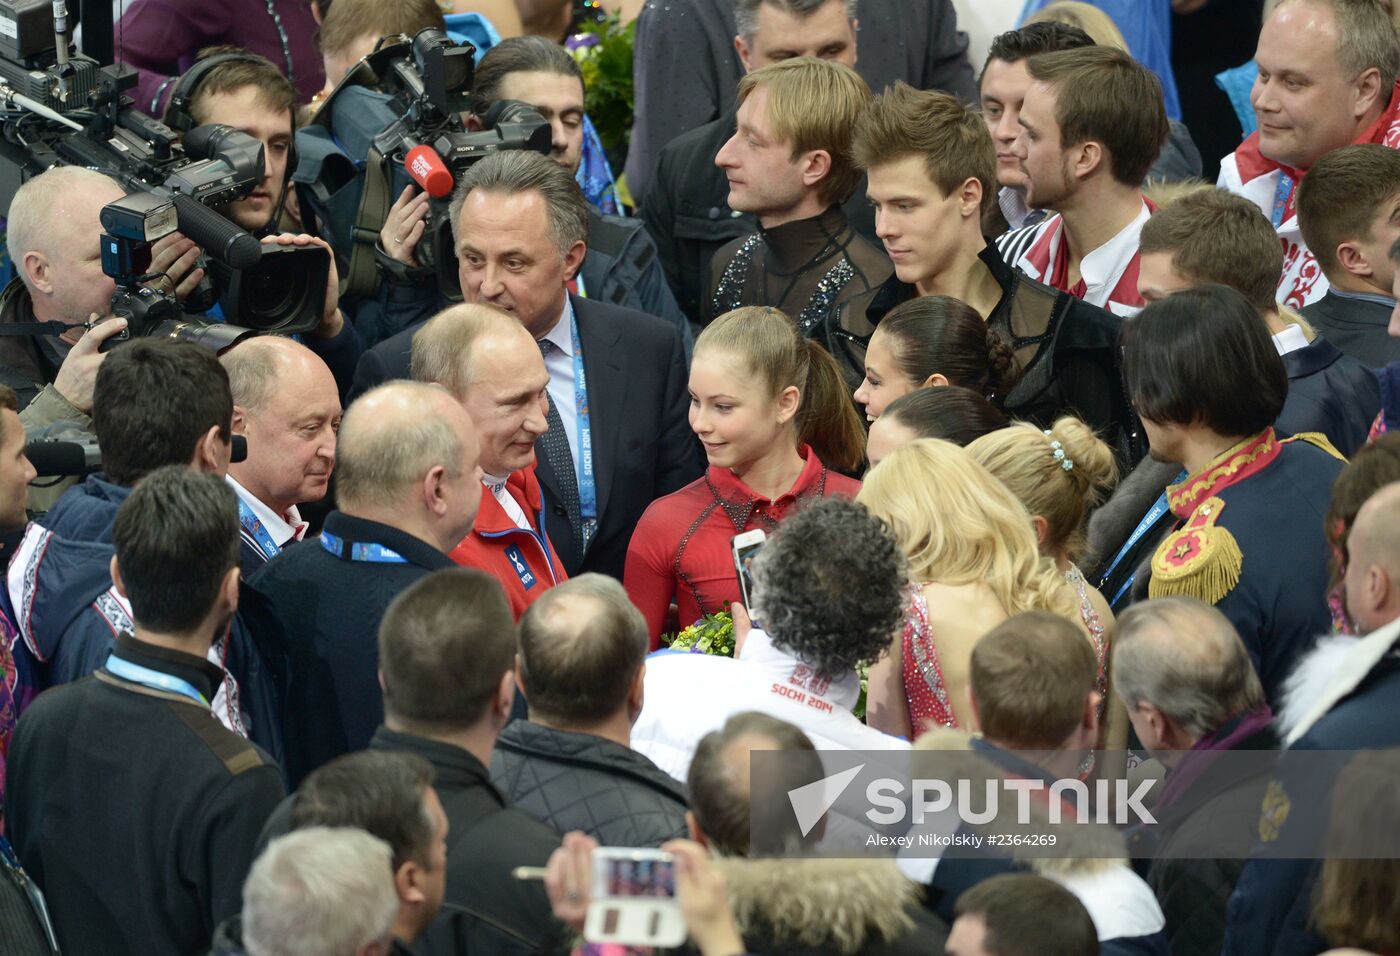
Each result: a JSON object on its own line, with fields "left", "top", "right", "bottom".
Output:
{"left": 968, "top": 417, "right": 1128, "bottom": 752}
{"left": 858, "top": 439, "right": 1083, "bottom": 738}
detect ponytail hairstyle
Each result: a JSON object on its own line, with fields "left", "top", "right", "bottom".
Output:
{"left": 967, "top": 416, "right": 1118, "bottom": 563}
{"left": 878, "top": 295, "right": 1020, "bottom": 401}
{"left": 881, "top": 386, "right": 1010, "bottom": 448}
{"left": 858, "top": 438, "right": 1081, "bottom": 623}
{"left": 696, "top": 307, "right": 866, "bottom": 473}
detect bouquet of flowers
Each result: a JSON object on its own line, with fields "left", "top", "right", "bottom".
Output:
{"left": 566, "top": 14, "right": 636, "bottom": 160}
{"left": 663, "top": 608, "right": 735, "bottom": 657}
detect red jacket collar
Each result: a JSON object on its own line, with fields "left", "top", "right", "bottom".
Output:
{"left": 707, "top": 444, "right": 826, "bottom": 507}
{"left": 473, "top": 465, "right": 546, "bottom": 535}
{"left": 1167, "top": 429, "right": 1280, "bottom": 519}
{"left": 1234, "top": 79, "right": 1400, "bottom": 183}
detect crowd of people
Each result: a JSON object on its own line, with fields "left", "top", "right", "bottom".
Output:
{"left": 1, "top": 0, "right": 1400, "bottom": 954}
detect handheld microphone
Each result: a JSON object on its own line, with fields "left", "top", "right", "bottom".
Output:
{"left": 405, "top": 144, "right": 454, "bottom": 198}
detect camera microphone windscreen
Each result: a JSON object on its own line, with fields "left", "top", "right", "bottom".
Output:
{"left": 171, "top": 193, "right": 263, "bottom": 269}
{"left": 406, "top": 144, "right": 453, "bottom": 198}
{"left": 23, "top": 435, "right": 245, "bottom": 476}
{"left": 24, "top": 440, "right": 96, "bottom": 477}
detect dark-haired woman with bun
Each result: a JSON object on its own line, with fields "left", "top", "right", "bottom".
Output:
{"left": 866, "top": 387, "right": 1010, "bottom": 467}
{"left": 853, "top": 295, "right": 1019, "bottom": 423}
{"left": 624, "top": 307, "right": 865, "bottom": 646}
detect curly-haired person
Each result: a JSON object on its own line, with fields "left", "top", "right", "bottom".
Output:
{"left": 630, "top": 496, "right": 910, "bottom": 782}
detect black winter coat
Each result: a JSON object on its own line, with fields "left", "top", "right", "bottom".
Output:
{"left": 255, "top": 727, "right": 573, "bottom": 956}
{"left": 492, "top": 721, "right": 689, "bottom": 847}
{"left": 1127, "top": 723, "right": 1280, "bottom": 956}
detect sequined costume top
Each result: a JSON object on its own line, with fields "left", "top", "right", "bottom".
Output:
{"left": 901, "top": 569, "right": 1109, "bottom": 733}
{"left": 705, "top": 205, "right": 892, "bottom": 331}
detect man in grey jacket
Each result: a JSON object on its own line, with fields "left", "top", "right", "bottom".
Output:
{"left": 493, "top": 574, "right": 689, "bottom": 847}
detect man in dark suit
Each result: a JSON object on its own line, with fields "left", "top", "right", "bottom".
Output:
{"left": 355, "top": 152, "right": 704, "bottom": 581}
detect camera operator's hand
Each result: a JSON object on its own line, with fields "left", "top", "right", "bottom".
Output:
{"left": 260, "top": 233, "right": 345, "bottom": 339}
{"left": 144, "top": 232, "right": 204, "bottom": 301}
{"left": 663, "top": 840, "right": 746, "bottom": 956}
{"left": 381, "top": 185, "right": 430, "bottom": 267}
{"left": 52, "top": 317, "right": 128, "bottom": 414}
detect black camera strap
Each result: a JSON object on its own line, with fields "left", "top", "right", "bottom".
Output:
{"left": 0, "top": 322, "right": 73, "bottom": 338}
{"left": 308, "top": 54, "right": 402, "bottom": 301}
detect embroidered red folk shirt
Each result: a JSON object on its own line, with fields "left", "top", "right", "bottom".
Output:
{"left": 623, "top": 446, "right": 861, "bottom": 648}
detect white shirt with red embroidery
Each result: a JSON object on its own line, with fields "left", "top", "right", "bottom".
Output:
{"left": 995, "top": 199, "right": 1154, "bottom": 317}
{"left": 1217, "top": 158, "right": 1330, "bottom": 312}
{"left": 1218, "top": 88, "right": 1400, "bottom": 313}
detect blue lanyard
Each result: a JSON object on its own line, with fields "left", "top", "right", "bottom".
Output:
{"left": 104, "top": 654, "right": 210, "bottom": 707}
{"left": 319, "top": 530, "right": 409, "bottom": 564}
{"left": 569, "top": 311, "right": 598, "bottom": 547}
{"left": 1271, "top": 172, "right": 1293, "bottom": 228}
{"left": 237, "top": 496, "right": 282, "bottom": 561}
{"left": 1100, "top": 469, "right": 1188, "bottom": 606}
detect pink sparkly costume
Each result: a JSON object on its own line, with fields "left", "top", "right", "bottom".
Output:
{"left": 901, "top": 568, "right": 1109, "bottom": 733}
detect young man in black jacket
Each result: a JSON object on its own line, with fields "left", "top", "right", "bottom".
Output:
{"left": 5, "top": 468, "right": 285, "bottom": 956}
{"left": 832, "top": 83, "right": 1142, "bottom": 466}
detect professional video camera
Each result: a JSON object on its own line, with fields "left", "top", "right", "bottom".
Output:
{"left": 100, "top": 190, "right": 328, "bottom": 352}
{"left": 0, "top": 0, "right": 327, "bottom": 344}
{"left": 297, "top": 27, "right": 552, "bottom": 300}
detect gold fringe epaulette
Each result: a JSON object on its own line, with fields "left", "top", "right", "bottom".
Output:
{"left": 1149, "top": 495, "right": 1242, "bottom": 605}
{"left": 1280, "top": 431, "right": 1347, "bottom": 462}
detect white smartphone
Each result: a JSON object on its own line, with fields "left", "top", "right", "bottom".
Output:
{"left": 731, "top": 529, "right": 766, "bottom": 615}
{"left": 583, "top": 847, "right": 686, "bottom": 947}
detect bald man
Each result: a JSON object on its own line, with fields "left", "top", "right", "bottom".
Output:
{"left": 221, "top": 337, "right": 342, "bottom": 576}
{"left": 1342, "top": 482, "right": 1400, "bottom": 635}
{"left": 245, "top": 381, "right": 483, "bottom": 784}
{"left": 1225, "top": 483, "right": 1400, "bottom": 955}
{"left": 1113, "top": 597, "right": 1277, "bottom": 956}
{"left": 0, "top": 168, "right": 203, "bottom": 430}
{"left": 410, "top": 303, "right": 565, "bottom": 617}
{"left": 495, "top": 573, "right": 687, "bottom": 844}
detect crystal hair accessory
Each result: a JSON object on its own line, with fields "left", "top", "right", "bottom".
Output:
{"left": 1044, "top": 431, "right": 1075, "bottom": 471}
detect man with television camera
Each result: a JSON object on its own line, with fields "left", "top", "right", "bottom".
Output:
{"left": 374, "top": 35, "right": 693, "bottom": 355}
{"left": 0, "top": 166, "right": 215, "bottom": 507}
{"left": 159, "top": 48, "right": 364, "bottom": 395}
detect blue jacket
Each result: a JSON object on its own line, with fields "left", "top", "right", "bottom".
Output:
{"left": 1222, "top": 652, "right": 1400, "bottom": 956}
{"left": 1147, "top": 435, "right": 1345, "bottom": 706}
{"left": 17, "top": 476, "right": 283, "bottom": 760}
{"left": 243, "top": 511, "right": 458, "bottom": 785}
{"left": 39, "top": 472, "right": 129, "bottom": 544}
{"left": 1276, "top": 337, "right": 1380, "bottom": 457}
